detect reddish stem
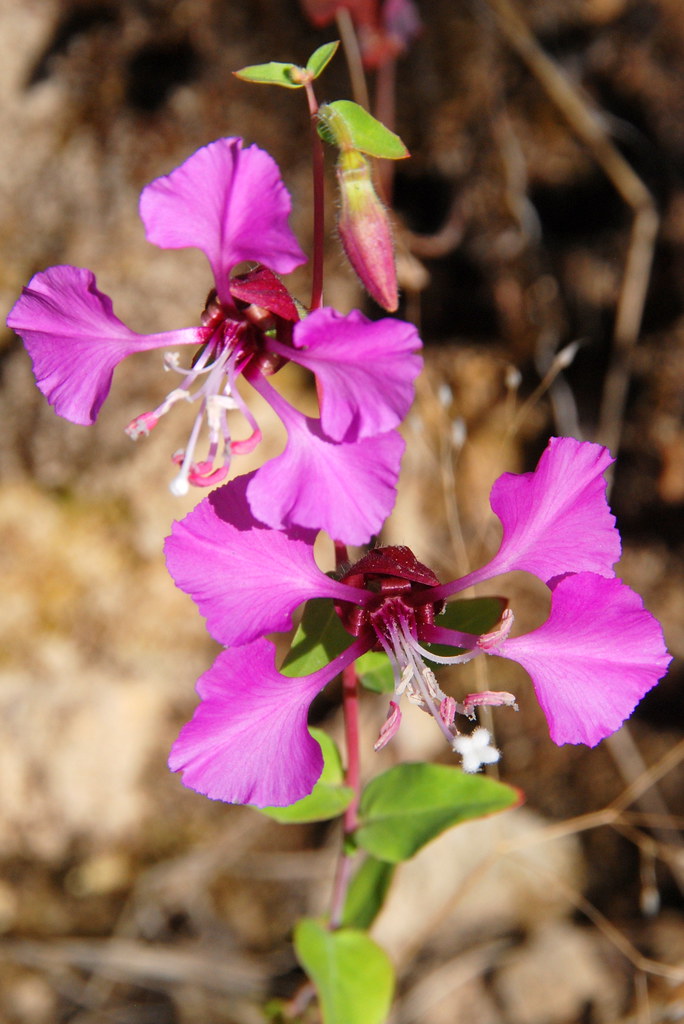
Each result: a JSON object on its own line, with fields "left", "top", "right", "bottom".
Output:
{"left": 341, "top": 661, "right": 361, "bottom": 834}
{"left": 304, "top": 80, "right": 325, "bottom": 311}
{"left": 328, "top": 540, "right": 362, "bottom": 928}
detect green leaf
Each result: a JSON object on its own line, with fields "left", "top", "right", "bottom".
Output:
{"left": 233, "top": 61, "right": 303, "bottom": 89}
{"left": 342, "top": 855, "right": 396, "bottom": 929}
{"left": 355, "top": 762, "right": 520, "bottom": 863}
{"left": 280, "top": 598, "right": 354, "bottom": 678}
{"left": 356, "top": 650, "right": 394, "bottom": 694}
{"left": 258, "top": 729, "right": 354, "bottom": 823}
{"left": 307, "top": 41, "right": 339, "bottom": 78}
{"left": 441, "top": 596, "right": 508, "bottom": 634}
{"left": 295, "top": 919, "right": 394, "bottom": 1024}
{"left": 318, "top": 100, "right": 409, "bottom": 159}
{"left": 428, "top": 596, "right": 508, "bottom": 658}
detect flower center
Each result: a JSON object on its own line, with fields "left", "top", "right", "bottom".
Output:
{"left": 335, "top": 545, "right": 514, "bottom": 771}
{"left": 334, "top": 545, "right": 444, "bottom": 643}
{"left": 125, "top": 285, "right": 293, "bottom": 495}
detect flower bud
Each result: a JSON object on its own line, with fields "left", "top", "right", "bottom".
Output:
{"left": 336, "top": 148, "right": 398, "bottom": 311}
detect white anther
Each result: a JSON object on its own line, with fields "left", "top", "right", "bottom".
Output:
{"left": 163, "top": 352, "right": 182, "bottom": 372}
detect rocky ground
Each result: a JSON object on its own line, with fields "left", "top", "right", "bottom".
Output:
{"left": 0, "top": 1, "right": 683, "bottom": 1022}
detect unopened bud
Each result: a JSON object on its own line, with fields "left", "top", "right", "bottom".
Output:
{"left": 336, "top": 149, "right": 398, "bottom": 311}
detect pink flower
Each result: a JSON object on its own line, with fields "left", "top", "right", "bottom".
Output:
{"left": 7, "top": 137, "right": 421, "bottom": 542}
{"left": 165, "top": 437, "right": 671, "bottom": 805}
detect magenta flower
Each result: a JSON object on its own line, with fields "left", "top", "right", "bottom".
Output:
{"left": 7, "top": 137, "right": 421, "bottom": 542}
{"left": 165, "top": 437, "right": 671, "bottom": 806}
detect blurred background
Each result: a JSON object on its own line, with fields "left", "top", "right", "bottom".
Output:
{"left": 0, "top": 1, "right": 683, "bottom": 1021}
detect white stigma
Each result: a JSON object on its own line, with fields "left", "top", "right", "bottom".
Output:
{"left": 452, "top": 727, "right": 501, "bottom": 773}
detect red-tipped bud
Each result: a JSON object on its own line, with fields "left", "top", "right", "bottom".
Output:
{"left": 336, "top": 149, "right": 398, "bottom": 311}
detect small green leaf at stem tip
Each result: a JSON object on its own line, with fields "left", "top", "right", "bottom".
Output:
{"left": 342, "top": 855, "right": 396, "bottom": 930}
{"left": 280, "top": 597, "right": 354, "bottom": 678}
{"left": 357, "top": 650, "right": 394, "bottom": 694}
{"left": 355, "top": 762, "right": 521, "bottom": 863}
{"left": 294, "top": 918, "right": 395, "bottom": 1024}
{"left": 233, "top": 61, "right": 303, "bottom": 89}
{"left": 318, "top": 100, "right": 409, "bottom": 159}
{"left": 307, "top": 40, "right": 339, "bottom": 78}
{"left": 257, "top": 729, "right": 354, "bottom": 823}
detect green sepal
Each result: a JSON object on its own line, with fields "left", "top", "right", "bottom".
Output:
{"left": 233, "top": 61, "right": 303, "bottom": 89}
{"left": 428, "top": 596, "right": 508, "bottom": 658}
{"left": 355, "top": 762, "right": 521, "bottom": 863}
{"left": 342, "top": 855, "right": 396, "bottom": 929}
{"left": 294, "top": 918, "right": 394, "bottom": 1024}
{"left": 280, "top": 598, "right": 354, "bottom": 678}
{"left": 307, "top": 41, "right": 339, "bottom": 78}
{"left": 318, "top": 100, "right": 409, "bottom": 159}
{"left": 257, "top": 729, "right": 354, "bottom": 823}
{"left": 356, "top": 650, "right": 394, "bottom": 694}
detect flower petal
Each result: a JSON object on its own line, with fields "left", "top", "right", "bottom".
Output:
{"left": 169, "top": 639, "right": 334, "bottom": 806}
{"left": 165, "top": 472, "right": 357, "bottom": 646}
{"left": 279, "top": 307, "right": 422, "bottom": 441}
{"left": 495, "top": 573, "right": 671, "bottom": 746}
{"left": 245, "top": 381, "right": 405, "bottom": 544}
{"left": 7, "top": 266, "right": 200, "bottom": 425}
{"left": 139, "top": 138, "right": 306, "bottom": 305}
{"left": 435, "top": 437, "right": 621, "bottom": 599}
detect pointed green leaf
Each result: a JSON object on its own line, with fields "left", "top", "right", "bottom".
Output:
{"left": 428, "top": 596, "right": 508, "bottom": 659}
{"left": 258, "top": 729, "right": 354, "bottom": 823}
{"left": 281, "top": 598, "right": 354, "bottom": 678}
{"left": 318, "top": 100, "right": 409, "bottom": 159}
{"left": 342, "top": 855, "right": 396, "bottom": 929}
{"left": 307, "top": 41, "right": 339, "bottom": 78}
{"left": 356, "top": 650, "right": 394, "bottom": 694}
{"left": 234, "top": 61, "right": 304, "bottom": 89}
{"left": 355, "top": 762, "right": 521, "bottom": 863}
{"left": 295, "top": 919, "right": 394, "bottom": 1024}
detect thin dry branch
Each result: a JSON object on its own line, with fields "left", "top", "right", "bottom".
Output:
{"left": 481, "top": 0, "right": 659, "bottom": 460}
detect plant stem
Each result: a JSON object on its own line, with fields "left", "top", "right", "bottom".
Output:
{"left": 304, "top": 80, "right": 325, "bottom": 311}
{"left": 335, "top": 7, "right": 370, "bottom": 110}
{"left": 328, "top": 540, "right": 362, "bottom": 929}
{"left": 341, "top": 661, "right": 361, "bottom": 834}
{"left": 328, "top": 660, "right": 362, "bottom": 929}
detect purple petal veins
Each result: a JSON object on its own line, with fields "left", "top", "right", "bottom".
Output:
{"left": 164, "top": 472, "right": 367, "bottom": 647}
{"left": 169, "top": 636, "right": 366, "bottom": 807}
{"left": 428, "top": 436, "right": 622, "bottom": 601}
{"left": 492, "top": 573, "right": 672, "bottom": 746}
{"left": 277, "top": 306, "right": 422, "bottom": 441}
{"left": 139, "top": 137, "right": 306, "bottom": 306}
{"left": 6, "top": 266, "right": 200, "bottom": 425}
{"left": 245, "top": 372, "right": 406, "bottom": 544}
